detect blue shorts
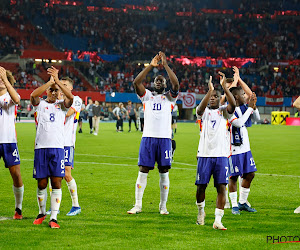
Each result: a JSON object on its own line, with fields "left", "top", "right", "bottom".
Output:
{"left": 195, "top": 157, "right": 229, "bottom": 187}
{"left": 229, "top": 151, "right": 257, "bottom": 177}
{"left": 33, "top": 148, "right": 65, "bottom": 179}
{"left": 64, "top": 146, "right": 74, "bottom": 168}
{"left": 138, "top": 137, "right": 172, "bottom": 169}
{"left": 0, "top": 143, "right": 21, "bottom": 167}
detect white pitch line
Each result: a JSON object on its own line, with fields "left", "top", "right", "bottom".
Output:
{"left": 76, "top": 153, "right": 137, "bottom": 160}
{"left": 22, "top": 158, "right": 300, "bottom": 178}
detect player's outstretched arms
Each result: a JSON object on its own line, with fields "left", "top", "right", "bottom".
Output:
{"left": 30, "top": 77, "right": 54, "bottom": 106}
{"left": 233, "top": 66, "right": 252, "bottom": 103}
{"left": 196, "top": 76, "right": 213, "bottom": 116}
{"left": 0, "top": 67, "right": 20, "bottom": 105}
{"left": 219, "top": 72, "right": 236, "bottom": 114}
{"left": 133, "top": 54, "right": 160, "bottom": 97}
{"left": 47, "top": 66, "right": 73, "bottom": 108}
{"left": 293, "top": 96, "right": 300, "bottom": 109}
{"left": 159, "top": 51, "right": 179, "bottom": 94}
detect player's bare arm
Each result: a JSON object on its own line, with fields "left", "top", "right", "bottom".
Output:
{"left": 133, "top": 54, "right": 160, "bottom": 97}
{"left": 197, "top": 76, "right": 213, "bottom": 116}
{"left": 66, "top": 108, "right": 76, "bottom": 117}
{"left": 0, "top": 67, "right": 20, "bottom": 105}
{"left": 293, "top": 96, "right": 300, "bottom": 109}
{"left": 159, "top": 51, "right": 179, "bottom": 93}
{"left": 219, "top": 72, "right": 236, "bottom": 114}
{"left": 233, "top": 66, "right": 252, "bottom": 103}
{"left": 47, "top": 66, "right": 73, "bottom": 108}
{"left": 30, "top": 77, "right": 54, "bottom": 106}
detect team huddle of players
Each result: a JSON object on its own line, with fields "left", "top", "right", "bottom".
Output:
{"left": 0, "top": 52, "right": 295, "bottom": 230}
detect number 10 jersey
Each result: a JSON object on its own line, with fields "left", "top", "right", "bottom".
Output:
{"left": 34, "top": 98, "right": 68, "bottom": 149}
{"left": 139, "top": 89, "right": 177, "bottom": 139}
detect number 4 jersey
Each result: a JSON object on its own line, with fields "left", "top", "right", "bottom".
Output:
{"left": 34, "top": 98, "right": 68, "bottom": 149}
{"left": 139, "top": 89, "right": 177, "bottom": 139}
{"left": 197, "top": 106, "right": 232, "bottom": 158}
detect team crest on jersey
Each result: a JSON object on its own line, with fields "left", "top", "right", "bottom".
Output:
{"left": 161, "top": 96, "right": 166, "bottom": 100}
{"left": 3, "top": 98, "right": 8, "bottom": 105}
{"left": 54, "top": 105, "right": 61, "bottom": 110}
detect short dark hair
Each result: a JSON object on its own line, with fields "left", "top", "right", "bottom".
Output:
{"left": 213, "top": 87, "right": 222, "bottom": 97}
{"left": 226, "top": 78, "right": 234, "bottom": 84}
{"left": 230, "top": 86, "right": 242, "bottom": 96}
{"left": 61, "top": 76, "right": 73, "bottom": 86}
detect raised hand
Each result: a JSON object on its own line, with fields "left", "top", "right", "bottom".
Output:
{"left": 0, "top": 67, "right": 8, "bottom": 82}
{"left": 248, "top": 92, "right": 257, "bottom": 108}
{"left": 208, "top": 75, "right": 214, "bottom": 92}
{"left": 150, "top": 54, "right": 161, "bottom": 67}
{"left": 159, "top": 51, "right": 167, "bottom": 66}
{"left": 218, "top": 71, "right": 226, "bottom": 89}
{"left": 47, "top": 66, "right": 59, "bottom": 82}
{"left": 233, "top": 66, "right": 240, "bottom": 79}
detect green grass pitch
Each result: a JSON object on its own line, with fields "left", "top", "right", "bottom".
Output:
{"left": 0, "top": 122, "right": 299, "bottom": 249}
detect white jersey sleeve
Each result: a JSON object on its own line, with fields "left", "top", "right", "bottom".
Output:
{"left": 197, "top": 106, "right": 231, "bottom": 157}
{"left": 0, "top": 92, "right": 18, "bottom": 143}
{"left": 140, "top": 89, "right": 177, "bottom": 139}
{"left": 34, "top": 99, "right": 68, "bottom": 149}
{"left": 64, "top": 96, "right": 82, "bottom": 147}
{"left": 229, "top": 106, "right": 253, "bottom": 155}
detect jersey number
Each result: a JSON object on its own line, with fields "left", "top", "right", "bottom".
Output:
{"left": 250, "top": 157, "right": 255, "bottom": 166}
{"left": 65, "top": 150, "right": 68, "bottom": 162}
{"left": 49, "top": 113, "right": 55, "bottom": 122}
{"left": 153, "top": 103, "right": 161, "bottom": 111}
{"left": 12, "top": 149, "right": 19, "bottom": 159}
{"left": 211, "top": 120, "right": 216, "bottom": 128}
{"left": 164, "top": 150, "right": 172, "bottom": 159}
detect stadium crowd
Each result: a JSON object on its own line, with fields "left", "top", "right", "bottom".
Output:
{"left": 0, "top": 0, "right": 299, "bottom": 96}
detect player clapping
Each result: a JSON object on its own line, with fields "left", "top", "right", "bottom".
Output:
{"left": 0, "top": 66, "right": 24, "bottom": 220}
{"left": 195, "top": 72, "right": 235, "bottom": 230}
{"left": 30, "top": 66, "right": 73, "bottom": 228}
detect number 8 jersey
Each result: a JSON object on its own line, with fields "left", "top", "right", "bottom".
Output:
{"left": 34, "top": 98, "right": 68, "bottom": 149}
{"left": 140, "top": 89, "right": 177, "bottom": 139}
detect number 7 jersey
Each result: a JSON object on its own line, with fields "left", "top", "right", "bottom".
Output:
{"left": 139, "top": 89, "right": 177, "bottom": 139}
{"left": 33, "top": 98, "right": 68, "bottom": 149}
{"left": 197, "top": 106, "right": 232, "bottom": 157}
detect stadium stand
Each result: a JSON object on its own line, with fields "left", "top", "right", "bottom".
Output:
{"left": 0, "top": 0, "right": 299, "bottom": 96}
